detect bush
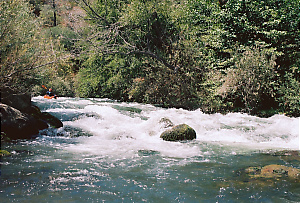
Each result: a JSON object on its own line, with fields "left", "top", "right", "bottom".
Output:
{"left": 217, "top": 45, "right": 279, "bottom": 113}
{"left": 278, "top": 71, "right": 300, "bottom": 117}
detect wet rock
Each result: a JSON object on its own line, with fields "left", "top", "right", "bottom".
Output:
{"left": 0, "top": 150, "right": 11, "bottom": 156}
{"left": 1, "top": 89, "right": 63, "bottom": 140}
{"left": 40, "top": 112, "right": 63, "bottom": 128}
{"left": 160, "top": 124, "right": 196, "bottom": 141}
{"left": 272, "top": 150, "right": 300, "bottom": 162}
{"left": 1, "top": 89, "right": 31, "bottom": 112}
{"left": 0, "top": 103, "right": 44, "bottom": 139}
{"left": 159, "top": 117, "right": 174, "bottom": 128}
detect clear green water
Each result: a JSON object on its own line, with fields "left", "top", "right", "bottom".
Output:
{"left": 1, "top": 97, "right": 299, "bottom": 202}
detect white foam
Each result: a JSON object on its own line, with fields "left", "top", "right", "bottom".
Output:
{"left": 35, "top": 97, "right": 299, "bottom": 158}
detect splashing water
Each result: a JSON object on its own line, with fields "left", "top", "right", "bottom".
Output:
{"left": 1, "top": 97, "right": 299, "bottom": 202}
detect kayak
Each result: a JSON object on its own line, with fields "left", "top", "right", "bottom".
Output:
{"left": 44, "top": 95, "right": 56, "bottom": 99}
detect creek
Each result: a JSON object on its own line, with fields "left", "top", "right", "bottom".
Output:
{"left": 1, "top": 96, "right": 299, "bottom": 202}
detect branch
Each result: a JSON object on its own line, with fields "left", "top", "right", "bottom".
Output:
{"left": 130, "top": 50, "right": 178, "bottom": 71}
{"left": 77, "top": 0, "right": 179, "bottom": 72}
{"left": 80, "top": 0, "right": 109, "bottom": 25}
{"left": 3, "top": 55, "right": 73, "bottom": 79}
{"left": 100, "top": 48, "right": 179, "bottom": 71}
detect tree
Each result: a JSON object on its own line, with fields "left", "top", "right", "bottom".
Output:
{"left": 0, "top": 0, "right": 72, "bottom": 93}
{"left": 73, "top": 0, "right": 210, "bottom": 108}
{"left": 220, "top": 0, "right": 300, "bottom": 71}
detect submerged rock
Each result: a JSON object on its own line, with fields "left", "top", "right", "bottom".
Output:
{"left": 160, "top": 124, "right": 196, "bottom": 141}
{"left": 159, "top": 117, "right": 174, "bottom": 128}
{"left": 244, "top": 164, "right": 300, "bottom": 181}
{"left": 0, "top": 150, "right": 11, "bottom": 156}
{"left": 272, "top": 150, "right": 300, "bottom": 162}
{"left": 57, "top": 126, "right": 93, "bottom": 137}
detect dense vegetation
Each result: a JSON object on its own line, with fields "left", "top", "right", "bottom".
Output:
{"left": 1, "top": 0, "right": 299, "bottom": 117}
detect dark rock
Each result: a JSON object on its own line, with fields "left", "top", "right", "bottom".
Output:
{"left": 1, "top": 88, "right": 63, "bottom": 140}
{"left": 40, "top": 112, "right": 63, "bottom": 128}
{"left": 1, "top": 89, "right": 31, "bottom": 112}
{"left": 0, "top": 103, "right": 43, "bottom": 139}
{"left": 160, "top": 124, "right": 196, "bottom": 141}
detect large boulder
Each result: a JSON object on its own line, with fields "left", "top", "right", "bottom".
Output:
{"left": 160, "top": 124, "right": 196, "bottom": 141}
{"left": 0, "top": 103, "right": 47, "bottom": 139}
{"left": 1, "top": 88, "right": 63, "bottom": 140}
{"left": 26, "top": 105, "right": 63, "bottom": 128}
{"left": 1, "top": 88, "right": 31, "bottom": 112}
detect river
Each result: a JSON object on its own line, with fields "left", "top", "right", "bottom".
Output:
{"left": 1, "top": 96, "right": 299, "bottom": 202}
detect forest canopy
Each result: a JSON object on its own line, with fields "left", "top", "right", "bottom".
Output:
{"left": 1, "top": 0, "right": 299, "bottom": 117}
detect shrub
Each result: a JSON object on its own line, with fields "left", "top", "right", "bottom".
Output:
{"left": 217, "top": 45, "right": 278, "bottom": 113}
{"left": 278, "top": 71, "right": 300, "bottom": 117}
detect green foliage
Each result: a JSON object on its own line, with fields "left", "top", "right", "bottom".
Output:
{"left": 72, "top": 0, "right": 300, "bottom": 116}
{"left": 5, "top": 0, "right": 298, "bottom": 117}
{"left": 220, "top": 0, "right": 300, "bottom": 70}
{"left": 278, "top": 70, "right": 300, "bottom": 117}
{"left": 217, "top": 45, "right": 279, "bottom": 113}
{"left": 0, "top": 0, "right": 45, "bottom": 90}
{"left": 50, "top": 25, "right": 79, "bottom": 52}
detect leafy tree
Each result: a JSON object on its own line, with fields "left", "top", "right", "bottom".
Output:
{"left": 0, "top": 0, "right": 50, "bottom": 91}
{"left": 220, "top": 0, "right": 300, "bottom": 71}
{"left": 72, "top": 0, "right": 299, "bottom": 116}
{"left": 74, "top": 0, "right": 213, "bottom": 108}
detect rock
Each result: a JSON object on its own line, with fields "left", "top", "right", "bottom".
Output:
{"left": 0, "top": 103, "right": 44, "bottom": 139}
{"left": 272, "top": 150, "right": 300, "bottom": 162}
{"left": 1, "top": 88, "right": 63, "bottom": 140}
{"left": 40, "top": 112, "right": 63, "bottom": 128}
{"left": 0, "top": 150, "right": 11, "bottom": 156}
{"left": 244, "top": 164, "right": 300, "bottom": 181}
{"left": 1, "top": 88, "right": 31, "bottom": 112}
{"left": 159, "top": 117, "right": 174, "bottom": 128}
{"left": 160, "top": 124, "right": 196, "bottom": 141}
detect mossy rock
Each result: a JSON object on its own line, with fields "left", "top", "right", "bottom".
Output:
{"left": 245, "top": 164, "right": 300, "bottom": 180}
{"left": 0, "top": 150, "right": 11, "bottom": 156}
{"left": 160, "top": 124, "right": 196, "bottom": 141}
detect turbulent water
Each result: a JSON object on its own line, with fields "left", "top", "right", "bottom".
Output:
{"left": 1, "top": 97, "right": 299, "bottom": 202}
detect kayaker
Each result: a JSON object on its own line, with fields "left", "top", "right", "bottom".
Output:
{"left": 46, "top": 88, "right": 57, "bottom": 98}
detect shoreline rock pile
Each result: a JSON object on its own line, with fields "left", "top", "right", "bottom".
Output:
{"left": 1, "top": 89, "right": 62, "bottom": 140}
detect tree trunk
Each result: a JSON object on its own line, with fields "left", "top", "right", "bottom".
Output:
{"left": 53, "top": 0, "right": 57, "bottom": 26}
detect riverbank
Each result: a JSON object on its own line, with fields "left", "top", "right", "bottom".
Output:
{"left": 1, "top": 89, "right": 63, "bottom": 140}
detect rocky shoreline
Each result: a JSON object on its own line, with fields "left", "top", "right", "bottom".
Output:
{"left": 1, "top": 89, "right": 62, "bottom": 140}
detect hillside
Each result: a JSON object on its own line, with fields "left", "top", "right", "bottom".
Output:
{"left": 0, "top": 0, "right": 299, "bottom": 117}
